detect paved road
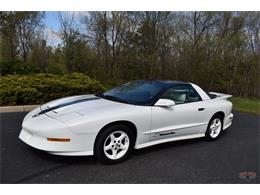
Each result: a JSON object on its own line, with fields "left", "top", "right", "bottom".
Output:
{"left": 0, "top": 111, "right": 259, "bottom": 183}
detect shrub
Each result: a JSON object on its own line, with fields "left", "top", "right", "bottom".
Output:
{"left": 0, "top": 61, "right": 38, "bottom": 76}
{"left": 0, "top": 73, "right": 105, "bottom": 106}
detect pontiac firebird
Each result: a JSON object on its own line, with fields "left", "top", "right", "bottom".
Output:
{"left": 19, "top": 80, "right": 233, "bottom": 164}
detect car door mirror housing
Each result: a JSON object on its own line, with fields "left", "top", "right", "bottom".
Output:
{"left": 155, "top": 99, "right": 175, "bottom": 107}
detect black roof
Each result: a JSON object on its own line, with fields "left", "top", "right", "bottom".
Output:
{"left": 133, "top": 80, "right": 189, "bottom": 86}
{"left": 157, "top": 80, "right": 189, "bottom": 85}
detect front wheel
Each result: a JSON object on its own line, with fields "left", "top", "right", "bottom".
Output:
{"left": 94, "top": 124, "right": 135, "bottom": 164}
{"left": 205, "top": 115, "right": 223, "bottom": 140}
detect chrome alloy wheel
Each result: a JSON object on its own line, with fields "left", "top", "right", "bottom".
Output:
{"left": 209, "top": 118, "right": 222, "bottom": 138}
{"left": 103, "top": 131, "right": 130, "bottom": 160}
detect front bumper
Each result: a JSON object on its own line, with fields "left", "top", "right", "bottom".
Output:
{"left": 19, "top": 127, "right": 95, "bottom": 156}
{"left": 19, "top": 109, "right": 95, "bottom": 156}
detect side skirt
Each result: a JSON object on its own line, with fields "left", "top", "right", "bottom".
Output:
{"left": 135, "top": 133, "right": 205, "bottom": 149}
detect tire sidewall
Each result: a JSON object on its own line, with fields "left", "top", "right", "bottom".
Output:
{"left": 205, "top": 114, "right": 223, "bottom": 141}
{"left": 94, "top": 124, "right": 135, "bottom": 164}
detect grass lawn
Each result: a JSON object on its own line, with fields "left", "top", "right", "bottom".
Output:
{"left": 229, "top": 97, "right": 260, "bottom": 115}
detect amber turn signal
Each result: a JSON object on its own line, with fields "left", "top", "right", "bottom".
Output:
{"left": 47, "top": 138, "right": 70, "bottom": 142}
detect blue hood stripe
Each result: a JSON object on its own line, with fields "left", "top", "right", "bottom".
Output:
{"left": 33, "top": 97, "right": 100, "bottom": 117}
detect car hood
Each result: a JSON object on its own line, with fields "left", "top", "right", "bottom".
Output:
{"left": 39, "top": 94, "right": 131, "bottom": 123}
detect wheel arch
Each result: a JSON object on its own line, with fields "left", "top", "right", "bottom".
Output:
{"left": 211, "top": 111, "right": 225, "bottom": 122}
{"left": 94, "top": 120, "right": 138, "bottom": 147}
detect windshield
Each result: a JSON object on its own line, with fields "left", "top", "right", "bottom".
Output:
{"left": 97, "top": 81, "right": 168, "bottom": 105}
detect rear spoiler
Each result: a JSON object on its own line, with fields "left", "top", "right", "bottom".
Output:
{"left": 208, "top": 92, "right": 232, "bottom": 99}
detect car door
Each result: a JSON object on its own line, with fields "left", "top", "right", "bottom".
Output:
{"left": 150, "top": 85, "right": 208, "bottom": 141}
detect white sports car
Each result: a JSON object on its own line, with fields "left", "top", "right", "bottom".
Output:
{"left": 19, "top": 80, "right": 233, "bottom": 164}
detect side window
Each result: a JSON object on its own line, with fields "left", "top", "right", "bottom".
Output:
{"left": 161, "top": 87, "right": 188, "bottom": 104}
{"left": 160, "top": 85, "right": 202, "bottom": 104}
{"left": 187, "top": 86, "right": 202, "bottom": 102}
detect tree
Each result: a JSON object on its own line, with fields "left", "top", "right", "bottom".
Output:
{"left": 1, "top": 11, "right": 259, "bottom": 98}
{"left": 0, "top": 11, "right": 20, "bottom": 60}
{"left": 30, "top": 38, "right": 51, "bottom": 72}
{"left": 0, "top": 11, "right": 44, "bottom": 62}
{"left": 58, "top": 12, "right": 83, "bottom": 72}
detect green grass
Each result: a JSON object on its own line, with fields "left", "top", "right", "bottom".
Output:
{"left": 229, "top": 97, "right": 260, "bottom": 115}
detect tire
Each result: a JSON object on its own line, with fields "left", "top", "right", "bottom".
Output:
{"left": 205, "top": 114, "right": 223, "bottom": 141}
{"left": 94, "top": 124, "right": 135, "bottom": 164}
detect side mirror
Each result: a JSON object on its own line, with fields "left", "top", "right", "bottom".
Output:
{"left": 155, "top": 99, "right": 175, "bottom": 107}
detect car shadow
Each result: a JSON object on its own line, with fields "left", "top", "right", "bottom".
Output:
{"left": 26, "top": 131, "right": 229, "bottom": 166}
{"left": 133, "top": 130, "right": 230, "bottom": 156}
{"left": 27, "top": 136, "right": 207, "bottom": 164}
{"left": 26, "top": 145, "right": 97, "bottom": 165}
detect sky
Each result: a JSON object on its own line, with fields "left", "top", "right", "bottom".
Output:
{"left": 44, "top": 12, "right": 60, "bottom": 31}
{"left": 43, "top": 11, "right": 86, "bottom": 47}
{"left": 43, "top": 11, "right": 62, "bottom": 46}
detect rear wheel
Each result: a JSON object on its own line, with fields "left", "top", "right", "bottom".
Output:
{"left": 94, "top": 124, "right": 135, "bottom": 164}
{"left": 205, "top": 114, "right": 223, "bottom": 140}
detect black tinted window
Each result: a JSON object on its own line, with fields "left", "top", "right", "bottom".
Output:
{"left": 161, "top": 85, "right": 201, "bottom": 104}
{"left": 102, "top": 81, "right": 168, "bottom": 105}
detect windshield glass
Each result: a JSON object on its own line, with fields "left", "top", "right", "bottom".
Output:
{"left": 98, "top": 81, "right": 167, "bottom": 105}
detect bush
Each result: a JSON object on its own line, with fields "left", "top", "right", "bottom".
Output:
{"left": 0, "top": 73, "right": 105, "bottom": 106}
{"left": 0, "top": 61, "right": 38, "bottom": 76}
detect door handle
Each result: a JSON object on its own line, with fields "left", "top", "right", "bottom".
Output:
{"left": 198, "top": 108, "right": 205, "bottom": 111}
